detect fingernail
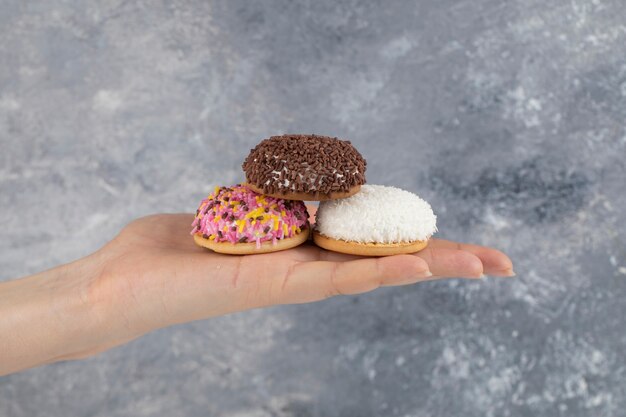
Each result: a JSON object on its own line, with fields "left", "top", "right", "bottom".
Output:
{"left": 387, "top": 270, "right": 432, "bottom": 286}
{"left": 493, "top": 268, "right": 516, "bottom": 277}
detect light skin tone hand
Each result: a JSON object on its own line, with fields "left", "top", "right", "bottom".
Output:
{"left": 0, "top": 207, "right": 514, "bottom": 376}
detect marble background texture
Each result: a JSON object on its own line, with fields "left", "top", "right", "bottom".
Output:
{"left": 1, "top": 1, "right": 626, "bottom": 416}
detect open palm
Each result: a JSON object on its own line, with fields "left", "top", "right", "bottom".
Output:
{"left": 92, "top": 209, "right": 514, "bottom": 339}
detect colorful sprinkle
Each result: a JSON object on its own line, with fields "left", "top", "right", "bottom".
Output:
{"left": 191, "top": 184, "right": 309, "bottom": 245}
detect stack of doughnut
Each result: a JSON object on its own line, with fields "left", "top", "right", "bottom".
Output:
{"left": 191, "top": 134, "right": 436, "bottom": 256}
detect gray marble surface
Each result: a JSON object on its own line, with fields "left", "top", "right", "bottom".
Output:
{"left": 2, "top": 0, "right": 626, "bottom": 416}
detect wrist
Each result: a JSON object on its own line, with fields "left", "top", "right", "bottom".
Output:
{"left": 0, "top": 251, "right": 134, "bottom": 374}
{"left": 53, "top": 249, "right": 151, "bottom": 361}
{"left": 44, "top": 252, "right": 128, "bottom": 361}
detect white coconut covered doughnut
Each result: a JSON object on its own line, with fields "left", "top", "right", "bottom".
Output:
{"left": 313, "top": 184, "right": 437, "bottom": 256}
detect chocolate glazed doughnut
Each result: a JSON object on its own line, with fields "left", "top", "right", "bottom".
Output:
{"left": 242, "top": 134, "right": 367, "bottom": 201}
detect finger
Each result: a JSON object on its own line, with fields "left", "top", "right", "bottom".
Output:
{"left": 429, "top": 239, "right": 514, "bottom": 276}
{"left": 305, "top": 204, "right": 318, "bottom": 224}
{"left": 277, "top": 255, "right": 431, "bottom": 304}
{"left": 285, "top": 243, "right": 364, "bottom": 263}
{"left": 413, "top": 247, "right": 484, "bottom": 279}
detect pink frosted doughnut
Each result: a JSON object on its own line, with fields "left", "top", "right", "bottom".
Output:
{"left": 191, "top": 184, "right": 309, "bottom": 253}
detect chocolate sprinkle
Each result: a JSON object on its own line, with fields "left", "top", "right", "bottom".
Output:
{"left": 242, "top": 134, "right": 367, "bottom": 195}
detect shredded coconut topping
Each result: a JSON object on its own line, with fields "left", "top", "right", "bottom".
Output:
{"left": 315, "top": 184, "right": 437, "bottom": 243}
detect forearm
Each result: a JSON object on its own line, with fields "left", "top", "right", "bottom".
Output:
{"left": 0, "top": 254, "right": 128, "bottom": 375}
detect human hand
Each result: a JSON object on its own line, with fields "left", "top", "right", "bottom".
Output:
{"left": 90, "top": 207, "right": 513, "bottom": 343}
{"left": 0, "top": 208, "right": 513, "bottom": 375}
